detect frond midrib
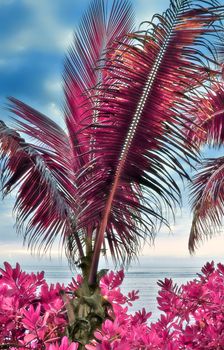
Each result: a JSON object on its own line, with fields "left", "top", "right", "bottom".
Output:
{"left": 118, "top": 0, "right": 187, "bottom": 164}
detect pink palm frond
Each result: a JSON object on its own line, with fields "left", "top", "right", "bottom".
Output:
{"left": 0, "top": 108, "right": 81, "bottom": 257}
{"left": 63, "top": 0, "right": 134, "bottom": 172}
{"left": 183, "top": 79, "right": 224, "bottom": 252}
{"left": 0, "top": 0, "right": 134, "bottom": 264}
{"left": 0, "top": 0, "right": 224, "bottom": 281}
{"left": 186, "top": 82, "right": 224, "bottom": 251}
{"left": 186, "top": 83, "right": 224, "bottom": 148}
{"left": 63, "top": 0, "right": 135, "bottom": 261}
{"left": 78, "top": 0, "right": 224, "bottom": 283}
{"left": 189, "top": 157, "right": 224, "bottom": 252}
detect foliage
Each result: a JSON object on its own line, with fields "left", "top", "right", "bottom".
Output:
{"left": 88, "top": 261, "right": 224, "bottom": 350}
{"left": 0, "top": 262, "right": 78, "bottom": 349}
{"left": 1, "top": 0, "right": 224, "bottom": 346}
{"left": 1, "top": 0, "right": 224, "bottom": 286}
{"left": 1, "top": 262, "right": 224, "bottom": 349}
{"left": 185, "top": 82, "right": 224, "bottom": 252}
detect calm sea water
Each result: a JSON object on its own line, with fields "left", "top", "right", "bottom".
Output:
{"left": 23, "top": 264, "right": 201, "bottom": 323}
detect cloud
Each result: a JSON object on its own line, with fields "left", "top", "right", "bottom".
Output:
{"left": 0, "top": 1, "right": 75, "bottom": 55}
{"left": 44, "top": 78, "right": 62, "bottom": 96}
{"left": 44, "top": 101, "right": 65, "bottom": 129}
{"left": 0, "top": 51, "right": 64, "bottom": 114}
{"left": 135, "top": 0, "right": 170, "bottom": 27}
{"left": 0, "top": 0, "right": 16, "bottom": 5}
{"left": 142, "top": 210, "right": 224, "bottom": 260}
{"left": 0, "top": 1, "right": 76, "bottom": 113}
{"left": 0, "top": 0, "right": 92, "bottom": 127}
{"left": 0, "top": 0, "right": 173, "bottom": 114}
{"left": 0, "top": 243, "right": 69, "bottom": 268}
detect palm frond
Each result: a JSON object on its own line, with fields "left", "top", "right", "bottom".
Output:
{"left": 1, "top": 0, "right": 224, "bottom": 279}
{"left": 189, "top": 156, "right": 224, "bottom": 252}
{"left": 63, "top": 0, "right": 134, "bottom": 171}
{"left": 76, "top": 0, "right": 224, "bottom": 283}
{"left": 65, "top": 0, "right": 134, "bottom": 91}
{"left": 0, "top": 0, "right": 134, "bottom": 263}
{"left": 186, "top": 83, "right": 224, "bottom": 148}
{"left": 63, "top": 0, "right": 135, "bottom": 260}
{"left": 0, "top": 115, "right": 81, "bottom": 257}
{"left": 8, "top": 97, "right": 70, "bottom": 161}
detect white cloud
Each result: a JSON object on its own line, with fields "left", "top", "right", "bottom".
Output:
{"left": 0, "top": 0, "right": 171, "bottom": 57}
{"left": 0, "top": 58, "right": 18, "bottom": 69}
{"left": 0, "top": 242, "right": 69, "bottom": 267}
{"left": 135, "top": 0, "right": 170, "bottom": 28}
{"left": 0, "top": 0, "right": 15, "bottom": 5}
{"left": 143, "top": 214, "right": 224, "bottom": 259}
{"left": 44, "top": 102, "right": 65, "bottom": 129}
{"left": 0, "top": 1, "right": 74, "bottom": 56}
{"left": 20, "top": 0, "right": 73, "bottom": 52}
{"left": 44, "top": 78, "right": 62, "bottom": 95}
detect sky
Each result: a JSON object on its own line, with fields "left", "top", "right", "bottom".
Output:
{"left": 0, "top": 0, "right": 224, "bottom": 269}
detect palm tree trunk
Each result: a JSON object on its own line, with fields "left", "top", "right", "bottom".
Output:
{"left": 61, "top": 252, "right": 110, "bottom": 348}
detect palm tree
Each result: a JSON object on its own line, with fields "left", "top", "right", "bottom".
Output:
{"left": 0, "top": 0, "right": 224, "bottom": 345}
{"left": 187, "top": 83, "right": 224, "bottom": 252}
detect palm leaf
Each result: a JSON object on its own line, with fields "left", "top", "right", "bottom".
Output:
{"left": 75, "top": 0, "right": 224, "bottom": 283}
{"left": 189, "top": 157, "right": 224, "bottom": 252}
{"left": 0, "top": 0, "right": 134, "bottom": 263}
{"left": 186, "top": 83, "right": 224, "bottom": 148}
{"left": 63, "top": 0, "right": 135, "bottom": 261}
{"left": 1, "top": 0, "right": 224, "bottom": 281}
{"left": 186, "top": 82, "right": 224, "bottom": 252}
{"left": 63, "top": 0, "right": 134, "bottom": 171}
{"left": 0, "top": 108, "right": 81, "bottom": 257}
{"left": 184, "top": 81, "right": 224, "bottom": 251}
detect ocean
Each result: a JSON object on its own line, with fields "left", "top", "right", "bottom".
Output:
{"left": 23, "top": 262, "right": 203, "bottom": 323}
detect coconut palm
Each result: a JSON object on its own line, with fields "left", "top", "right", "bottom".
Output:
{"left": 0, "top": 0, "right": 224, "bottom": 344}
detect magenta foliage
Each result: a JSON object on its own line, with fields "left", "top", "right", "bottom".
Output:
{"left": 2, "top": 261, "right": 224, "bottom": 349}
{"left": 47, "top": 337, "right": 79, "bottom": 350}
{"left": 89, "top": 261, "right": 224, "bottom": 350}
{"left": 0, "top": 262, "right": 78, "bottom": 349}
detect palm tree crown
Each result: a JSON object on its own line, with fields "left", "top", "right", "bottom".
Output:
{"left": 0, "top": 0, "right": 224, "bottom": 285}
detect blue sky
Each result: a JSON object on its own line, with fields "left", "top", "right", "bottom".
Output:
{"left": 0, "top": 0, "right": 223, "bottom": 268}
